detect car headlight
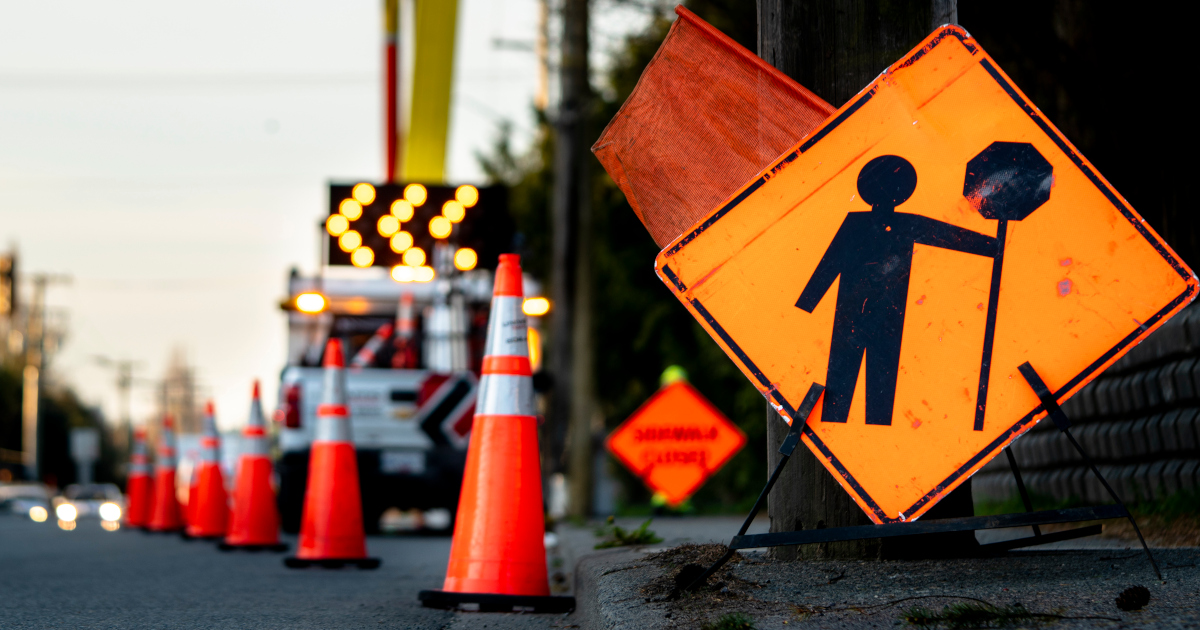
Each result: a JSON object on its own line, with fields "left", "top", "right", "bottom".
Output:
{"left": 99, "top": 502, "right": 122, "bottom": 522}
{"left": 55, "top": 503, "right": 78, "bottom": 522}
{"left": 29, "top": 506, "right": 48, "bottom": 523}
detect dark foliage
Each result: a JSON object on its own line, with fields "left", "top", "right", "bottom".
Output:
{"left": 960, "top": 1, "right": 1197, "bottom": 267}
{"left": 0, "top": 359, "right": 116, "bottom": 486}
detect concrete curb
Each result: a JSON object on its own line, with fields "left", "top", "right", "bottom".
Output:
{"left": 572, "top": 547, "right": 664, "bottom": 630}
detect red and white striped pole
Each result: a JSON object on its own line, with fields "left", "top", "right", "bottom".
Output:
{"left": 384, "top": 0, "right": 400, "bottom": 182}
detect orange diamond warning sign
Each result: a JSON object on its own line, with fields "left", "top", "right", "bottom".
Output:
{"left": 654, "top": 26, "right": 1196, "bottom": 524}
{"left": 606, "top": 381, "right": 746, "bottom": 506}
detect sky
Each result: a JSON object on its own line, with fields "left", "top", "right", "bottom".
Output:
{"left": 0, "top": 0, "right": 658, "bottom": 431}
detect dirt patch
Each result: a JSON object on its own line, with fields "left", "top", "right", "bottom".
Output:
{"left": 1029, "top": 514, "right": 1200, "bottom": 548}
{"left": 1103, "top": 515, "right": 1200, "bottom": 547}
{"left": 638, "top": 545, "right": 794, "bottom": 627}
{"left": 641, "top": 544, "right": 743, "bottom": 600}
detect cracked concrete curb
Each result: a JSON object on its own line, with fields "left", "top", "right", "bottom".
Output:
{"left": 573, "top": 547, "right": 666, "bottom": 630}
{"left": 571, "top": 543, "right": 1200, "bottom": 630}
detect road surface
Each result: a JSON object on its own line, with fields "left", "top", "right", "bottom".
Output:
{"left": 0, "top": 516, "right": 567, "bottom": 629}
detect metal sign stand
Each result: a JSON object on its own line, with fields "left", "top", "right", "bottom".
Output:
{"left": 684, "top": 367, "right": 1162, "bottom": 592}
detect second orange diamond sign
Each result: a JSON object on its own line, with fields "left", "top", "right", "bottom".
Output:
{"left": 655, "top": 26, "right": 1196, "bottom": 524}
{"left": 607, "top": 381, "right": 746, "bottom": 506}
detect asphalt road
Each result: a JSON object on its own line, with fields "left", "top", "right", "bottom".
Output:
{"left": 0, "top": 516, "right": 569, "bottom": 629}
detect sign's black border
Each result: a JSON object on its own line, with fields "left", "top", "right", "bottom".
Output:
{"left": 657, "top": 27, "right": 1195, "bottom": 523}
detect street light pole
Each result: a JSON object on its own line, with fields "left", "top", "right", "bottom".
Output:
{"left": 94, "top": 356, "right": 143, "bottom": 456}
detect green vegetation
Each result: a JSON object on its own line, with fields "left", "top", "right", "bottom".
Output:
{"left": 0, "top": 359, "right": 114, "bottom": 485}
{"left": 1132, "top": 488, "right": 1200, "bottom": 521}
{"left": 976, "top": 487, "right": 1200, "bottom": 521}
{"left": 593, "top": 516, "right": 664, "bottom": 549}
{"left": 973, "top": 489, "right": 1078, "bottom": 516}
{"left": 701, "top": 612, "right": 756, "bottom": 630}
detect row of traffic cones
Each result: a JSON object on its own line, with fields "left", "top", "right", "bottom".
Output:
{"left": 123, "top": 384, "right": 286, "bottom": 554}
{"left": 121, "top": 356, "right": 376, "bottom": 567}
{"left": 123, "top": 381, "right": 285, "bottom": 547}
{"left": 120, "top": 254, "right": 571, "bottom": 612}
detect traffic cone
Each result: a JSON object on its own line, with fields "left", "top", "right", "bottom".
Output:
{"left": 147, "top": 415, "right": 183, "bottom": 533}
{"left": 124, "top": 427, "right": 154, "bottom": 529}
{"left": 284, "top": 338, "right": 380, "bottom": 569}
{"left": 185, "top": 401, "right": 229, "bottom": 539}
{"left": 392, "top": 291, "right": 418, "bottom": 368}
{"left": 220, "top": 380, "right": 288, "bottom": 552}
{"left": 419, "top": 254, "right": 574, "bottom": 613}
{"left": 351, "top": 322, "right": 394, "bottom": 368}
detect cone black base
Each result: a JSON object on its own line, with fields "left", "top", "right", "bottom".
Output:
{"left": 418, "top": 590, "right": 576, "bottom": 614}
{"left": 283, "top": 556, "right": 381, "bottom": 569}
{"left": 219, "top": 542, "right": 289, "bottom": 553}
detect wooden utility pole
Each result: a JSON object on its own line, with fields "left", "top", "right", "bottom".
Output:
{"left": 22, "top": 273, "right": 70, "bottom": 482}
{"left": 550, "top": 0, "right": 595, "bottom": 519}
{"left": 758, "top": 0, "right": 972, "bottom": 560}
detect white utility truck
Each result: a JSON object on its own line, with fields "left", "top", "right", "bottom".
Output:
{"left": 275, "top": 266, "right": 541, "bottom": 533}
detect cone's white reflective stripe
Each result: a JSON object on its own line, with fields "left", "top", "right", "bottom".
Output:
{"left": 321, "top": 366, "right": 346, "bottom": 406}
{"left": 130, "top": 436, "right": 150, "bottom": 474}
{"left": 484, "top": 296, "right": 528, "bottom": 359}
{"left": 201, "top": 415, "right": 220, "bottom": 462}
{"left": 317, "top": 360, "right": 352, "bottom": 442}
{"left": 476, "top": 373, "right": 536, "bottom": 417}
{"left": 157, "top": 428, "right": 176, "bottom": 468}
{"left": 129, "top": 453, "right": 150, "bottom": 475}
{"left": 248, "top": 398, "right": 267, "bottom": 428}
{"left": 242, "top": 434, "right": 269, "bottom": 456}
{"left": 314, "top": 413, "right": 353, "bottom": 443}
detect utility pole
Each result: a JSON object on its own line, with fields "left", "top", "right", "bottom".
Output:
{"left": 757, "top": 0, "right": 972, "bottom": 560}
{"left": 550, "top": 0, "right": 595, "bottom": 519}
{"left": 93, "top": 356, "right": 143, "bottom": 458}
{"left": 22, "top": 273, "right": 70, "bottom": 482}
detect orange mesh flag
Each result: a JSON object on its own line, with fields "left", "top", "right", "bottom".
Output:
{"left": 592, "top": 5, "right": 835, "bottom": 248}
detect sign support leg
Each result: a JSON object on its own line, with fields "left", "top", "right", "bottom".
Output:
{"left": 1016, "top": 362, "right": 1162, "bottom": 580}
{"left": 681, "top": 366, "right": 1164, "bottom": 587}
{"left": 1004, "top": 447, "right": 1041, "bottom": 537}
{"left": 680, "top": 384, "right": 824, "bottom": 593}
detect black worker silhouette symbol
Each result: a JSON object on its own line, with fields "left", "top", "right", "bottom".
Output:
{"left": 795, "top": 155, "right": 999, "bottom": 426}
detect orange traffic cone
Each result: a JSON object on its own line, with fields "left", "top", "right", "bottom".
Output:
{"left": 419, "top": 254, "right": 574, "bottom": 612}
{"left": 220, "top": 381, "right": 288, "bottom": 552}
{"left": 351, "top": 322, "right": 394, "bottom": 368}
{"left": 185, "top": 401, "right": 229, "bottom": 539}
{"left": 147, "top": 415, "right": 183, "bottom": 533}
{"left": 284, "top": 339, "right": 380, "bottom": 569}
{"left": 124, "top": 427, "right": 154, "bottom": 529}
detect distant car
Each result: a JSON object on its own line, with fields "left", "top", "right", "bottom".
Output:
{"left": 53, "top": 484, "right": 124, "bottom": 524}
{"left": 0, "top": 483, "right": 51, "bottom": 520}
